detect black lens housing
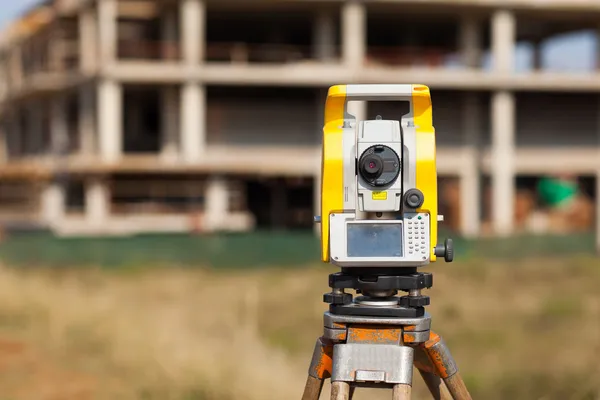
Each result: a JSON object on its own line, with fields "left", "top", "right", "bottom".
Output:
{"left": 358, "top": 145, "right": 401, "bottom": 188}
{"left": 359, "top": 154, "right": 384, "bottom": 181}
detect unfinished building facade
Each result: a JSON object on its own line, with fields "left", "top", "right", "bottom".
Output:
{"left": 0, "top": 0, "right": 598, "bottom": 249}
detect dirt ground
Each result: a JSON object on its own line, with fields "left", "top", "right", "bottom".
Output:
{"left": 0, "top": 256, "right": 598, "bottom": 400}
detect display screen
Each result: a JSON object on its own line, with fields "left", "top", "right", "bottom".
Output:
{"left": 346, "top": 223, "right": 403, "bottom": 258}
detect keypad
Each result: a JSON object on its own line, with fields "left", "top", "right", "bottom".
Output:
{"left": 406, "top": 214, "right": 428, "bottom": 257}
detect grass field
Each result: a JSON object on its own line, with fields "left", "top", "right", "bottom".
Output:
{"left": 0, "top": 255, "right": 598, "bottom": 399}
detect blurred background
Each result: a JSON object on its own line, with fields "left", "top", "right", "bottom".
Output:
{"left": 0, "top": 0, "right": 599, "bottom": 399}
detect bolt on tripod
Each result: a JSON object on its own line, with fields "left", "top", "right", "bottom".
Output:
{"left": 301, "top": 268, "right": 472, "bottom": 400}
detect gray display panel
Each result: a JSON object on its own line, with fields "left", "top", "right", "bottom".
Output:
{"left": 346, "top": 223, "right": 403, "bottom": 258}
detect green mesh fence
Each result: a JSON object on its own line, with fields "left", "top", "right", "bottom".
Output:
{"left": 0, "top": 229, "right": 596, "bottom": 269}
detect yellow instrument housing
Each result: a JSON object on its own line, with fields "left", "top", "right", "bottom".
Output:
{"left": 320, "top": 84, "right": 438, "bottom": 263}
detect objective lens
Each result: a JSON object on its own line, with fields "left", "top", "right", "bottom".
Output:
{"left": 359, "top": 155, "right": 383, "bottom": 180}
{"left": 358, "top": 145, "right": 401, "bottom": 188}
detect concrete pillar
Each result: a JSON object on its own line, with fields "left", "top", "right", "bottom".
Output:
{"left": 532, "top": 39, "right": 543, "bottom": 71}
{"left": 492, "top": 9, "right": 516, "bottom": 73}
{"left": 79, "top": 84, "right": 96, "bottom": 156}
{"left": 597, "top": 26, "right": 600, "bottom": 70}
{"left": 596, "top": 171, "right": 600, "bottom": 255}
{"left": 0, "top": 121, "right": 6, "bottom": 164}
{"left": 98, "top": 0, "right": 117, "bottom": 65}
{"left": 50, "top": 96, "right": 69, "bottom": 157}
{"left": 41, "top": 182, "right": 66, "bottom": 225}
{"left": 49, "top": 26, "right": 65, "bottom": 72}
{"left": 98, "top": 79, "right": 123, "bottom": 163}
{"left": 9, "top": 47, "right": 23, "bottom": 90}
{"left": 161, "top": 8, "right": 179, "bottom": 60}
{"left": 460, "top": 92, "right": 481, "bottom": 237}
{"left": 79, "top": 6, "right": 98, "bottom": 74}
{"left": 313, "top": 10, "right": 336, "bottom": 61}
{"left": 180, "top": 82, "right": 205, "bottom": 163}
{"left": 7, "top": 112, "right": 21, "bottom": 159}
{"left": 181, "top": 0, "right": 205, "bottom": 65}
{"left": 204, "top": 176, "right": 229, "bottom": 231}
{"left": 459, "top": 16, "right": 481, "bottom": 68}
{"left": 86, "top": 177, "right": 110, "bottom": 225}
{"left": 596, "top": 96, "right": 600, "bottom": 254}
{"left": 342, "top": 0, "right": 366, "bottom": 68}
{"left": 491, "top": 90, "right": 516, "bottom": 236}
{"left": 347, "top": 99, "right": 367, "bottom": 124}
{"left": 27, "top": 103, "right": 44, "bottom": 155}
{"left": 161, "top": 86, "right": 179, "bottom": 162}
{"left": 271, "top": 180, "right": 287, "bottom": 229}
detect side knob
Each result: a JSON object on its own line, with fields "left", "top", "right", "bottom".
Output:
{"left": 434, "top": 238, "right": 454, "bottom": 263}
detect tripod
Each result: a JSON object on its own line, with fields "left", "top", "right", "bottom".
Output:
{"left": 301, "top": 268, "right": 472, "bottom": 400}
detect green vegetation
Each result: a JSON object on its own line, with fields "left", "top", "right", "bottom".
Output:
{"left": 0, "top": 230, "right": 596, "bottom": 268}
{"left": 0, "top": 253, "right": 597, "bottom": 399}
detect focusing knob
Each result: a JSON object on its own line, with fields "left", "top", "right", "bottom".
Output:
{"left": 434, "top": 238, "right": 454, "bottom": 262}
{"left": 404, "top": 188, "right": 425, "bottom": 209}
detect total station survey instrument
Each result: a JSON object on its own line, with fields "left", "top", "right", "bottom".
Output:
{"left": 303, "top": 84, "right": 472, "bottom": 400}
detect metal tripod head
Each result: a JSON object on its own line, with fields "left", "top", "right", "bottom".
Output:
{"left": 324, "top": 267, "right": 434, "bottom": 318}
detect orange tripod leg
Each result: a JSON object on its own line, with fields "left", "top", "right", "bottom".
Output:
{"left": 302, "top": 337, "right": 333, "bottom": 400}
{"left": 413, "top": 343, "right": 453, "bottom": 400}
{"left": 420, "top": 332, "right": 472, "bottom": 400}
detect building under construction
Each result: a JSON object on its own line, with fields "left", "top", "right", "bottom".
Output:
{"left": 0, "top": 0, "right": 598, "bottom": 248}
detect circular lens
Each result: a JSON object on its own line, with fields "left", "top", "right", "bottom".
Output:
{"left": 359, "top": 155, "right": 383, "bottom": 180}
{"left": 358, "top": 145, "right": 401, "bottom": 188}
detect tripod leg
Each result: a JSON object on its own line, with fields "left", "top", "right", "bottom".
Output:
{"left": 442, "top": 372, "right": 471, "bottom": 400}
{"left": 302, "top": 337, "right": 333, "bottom": 400}
{"left": 303, "top": 376, "right": 325, "bottom": 400}
{"left": 418, "top": 369, "right": 453, "bottom": 400}
{"left": 392, "top": 384, "right": 411, "bottom": 400}
{"left": 421, "top": 332, "right": 472, "bottom": 400}
{"left": 331, "top": 381, "right": 351, "bottom": 400}
{"left": 414, "top": 346, "right": 453, "bottom": 400}
{"left": 349, "top": 386, "right": 355, "bottom": 399}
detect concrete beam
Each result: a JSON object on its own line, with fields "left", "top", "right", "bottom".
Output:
{"left": 491, "top": 90, "right": 516, "bottom": 236}
{"left": 118, "top": 1, "right": 159, "bottom": 19}
{"left": 107, "top": 61, "right": 600, "bottom": 92}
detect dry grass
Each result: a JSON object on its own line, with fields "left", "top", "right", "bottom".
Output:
{"left": 0, "top": 256, "right": 598, "bottom": 399}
